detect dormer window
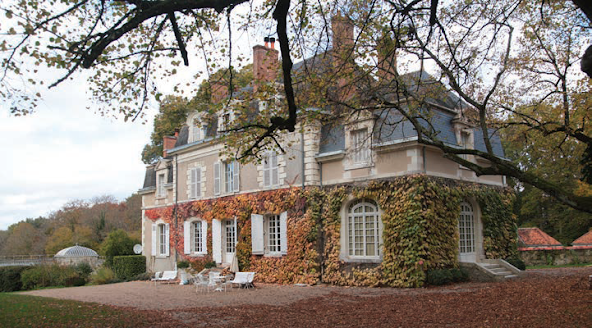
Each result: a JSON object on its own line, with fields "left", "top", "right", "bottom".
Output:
{"left": 221, "top": 113, "right": 231, "bottom": 131}
{"left": 458, "top": 129, "right": 473, "bottom": 160}
{"left": 351, "top": 128, "right": 370, "bottom": 164}
{"left": 191, "top": 121, "right": 207, "bottom": 142}
{"left": 157, "top": 173, "right": 166, "bottom": 197}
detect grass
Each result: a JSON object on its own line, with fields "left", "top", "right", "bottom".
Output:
{"left": 0, "top": 293, "right": 166, "bottom": 327}
{"left": 526, "top": 262, "right": 592, "bottom": 270}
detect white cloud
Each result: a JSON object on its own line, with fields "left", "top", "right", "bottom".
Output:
{"left": 0, "top": 78, "right": 154, "bottom": 230}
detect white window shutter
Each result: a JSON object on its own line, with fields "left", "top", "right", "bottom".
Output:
{"left": 212, "top": 219, "right": 222, "bottom": 263}
{"left": 233, "top": 161, "right": 240, "bottom": 192}
{"left": 183, "top": 221, "right": 191, "bottom": 254}
{"left": 280, "top": 211, "right": 288, "bottom": 255}
{"left": 193, "top": 167, "right": 201, "bottom": 198}
{"left": 251, "top": 214, "right": 264, "bottom": 255}
{"left": 164, "top": 223, "right": 170, "bottom": 257}
{"left": 190, "top": 168, "right": 197, "bottom": 199}
{"left": 214, "top": 162, "right": 221, "bottom": 195}
{"left": 202, "top": 220, "right": 208, "bottom": 254}
{"left": 263, "top": 158, "right": 270, "bottom": 187}
{"left": 151, "top": 224, "right": 157, "bottom": 256}
{"left": 272, "top": 153, "right": 279, "bottom": 186}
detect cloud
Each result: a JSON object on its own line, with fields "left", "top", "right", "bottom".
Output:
{"left": 0, "top": 78, "right": 154, "bottom": 230}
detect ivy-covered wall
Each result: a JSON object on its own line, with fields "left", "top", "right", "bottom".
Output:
{"left": 144, "top": 175, "right": 516, "bottom": 287}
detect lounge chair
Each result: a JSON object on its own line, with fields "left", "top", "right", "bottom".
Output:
{"left": 230, "top": 272, "right": 256, "bottom": 289}
{"left": 152, "top": 270, "right": 177, "bottom": 285}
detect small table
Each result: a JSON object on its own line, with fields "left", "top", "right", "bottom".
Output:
{"left": 212, "top": 276, "right": 226, "bottom": 292}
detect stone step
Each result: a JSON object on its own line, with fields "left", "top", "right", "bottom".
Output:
{"left": 504, "top": 274, "right": 519, "bottom": 279}
{"left": 490, "top": 267, "right": 509, "bottom": 273}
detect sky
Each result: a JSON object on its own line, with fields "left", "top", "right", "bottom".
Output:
{"left": 0, "top": 77, "right": 155, "bottom": 230}
{"left": 0, "top": 3, "right": 262, "bottom": 231}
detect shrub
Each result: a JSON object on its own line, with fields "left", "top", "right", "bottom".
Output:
{"left": 112, "top": 256, "right": 146, "bottom": 280}
{"left": 204, "top": 261, "right": 217, "bottom": 269}
{"left": 505, "top": 258, "right": 526, "bottom": 271}
{"left": 450, "top": 268, "right": 469, "bottom": 282}
{"left": 75, "top": 262, "right": 93, "bottom": 277}
{"left": 20, "top": 264, "right": 84, "bottom": 290}
{"left": 426, "top": 269, "right": 453, "bottom": 286}
{"left": 0, "top": 266, "right": 29, "bottom": 292}
{"left": 177, "top": 261, "right": 190, "bottom": 269}
{"left": 100, "top": 230, "right": 139, "bottom": 267}
{"left": 89, "top": 266, "right": 118, "bottom": 285}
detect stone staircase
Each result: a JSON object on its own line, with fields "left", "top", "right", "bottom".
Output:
{"left": 460, "top": 259, "right": 523, "bottom": 282}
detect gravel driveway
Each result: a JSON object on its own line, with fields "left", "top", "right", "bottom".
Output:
{"left": 20, "top": 267, "right": 592, "bottom": 311}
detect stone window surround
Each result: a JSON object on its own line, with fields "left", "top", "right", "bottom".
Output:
{"left": 186, "top": 162, "right": 207, "bottom": 200}
{"left": 339, "top": 196, "right": 383, "bottom": 263}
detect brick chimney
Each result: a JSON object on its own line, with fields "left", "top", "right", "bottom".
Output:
{"left": 211, "top": 81, "right": 228, "bottom": 103}
{"left": 377, "top": 34, "right": 397, "bottom": 80}
{"left": 253, "top": 37, "right": 279, "bottom": 92}
{"left": 331, "top": 12, "right": 354, "bottom": 52}
{"left": 162, "top": 130, "right": 178, "bottom": 158}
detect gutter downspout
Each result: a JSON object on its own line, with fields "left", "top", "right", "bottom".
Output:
{"left": 174, "top": 154, "right": 179, "bottom": 267}
{"left": 301, "top": 128, "right": 305, "bottom": 189}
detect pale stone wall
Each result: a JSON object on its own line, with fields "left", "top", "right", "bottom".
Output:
{"left": 520, "top": 248, "right": 592, "bottom": 266}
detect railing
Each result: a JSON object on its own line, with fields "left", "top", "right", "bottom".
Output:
{"left": 0, "top": 255, "right": 54, "bottom": 267}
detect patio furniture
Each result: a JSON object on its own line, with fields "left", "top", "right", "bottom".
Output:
{"left": 230, "top": 272, "right": 256, "bottom": 289}
{"left": 209, "top": 272, "right": 225, "bottom": 292}
{"left": 193, "top": 274, "right": 209, "bottom": 293}
{"left": 152, "top": 270, "right": 177, "bottom": 285}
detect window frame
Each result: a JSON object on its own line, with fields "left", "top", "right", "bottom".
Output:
{"left": 152, "top": 221, "right": 169, "bottom": 257}
{"left": 183, "top": 218, "right": 208, "bottom": 256}
{"left": 341, "top": 199, "right": 382, "bottom": 262}
{"left": 263, "top": 151, "right": 279, "bottom": 188}
{"left": 350, "top": 128, "right": 371, "bottom": 165}
{"left": 157, "top": 173, "right": 166, "bottom": 198}
{"left": 251, "top": 212, "right": 287, "bottom": 256}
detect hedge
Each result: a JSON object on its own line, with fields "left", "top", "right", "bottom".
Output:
{"left": 0, "top": 266, "right": 29, "bottom": 292}
{"left": 112, "top": 255, "right": 146, "bottom": 280}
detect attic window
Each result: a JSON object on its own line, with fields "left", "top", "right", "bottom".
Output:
{"left": 351, "top": 128, "right": 370, "bottom": 164}
{"left": 191, "top": 121, "right": 207, "bottom": 142}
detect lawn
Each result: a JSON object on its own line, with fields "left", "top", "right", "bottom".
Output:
{"left": 0, "top": 294, "right": 169, "bottom": 327}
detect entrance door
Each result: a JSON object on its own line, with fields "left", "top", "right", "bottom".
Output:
{"left": 458, "top": 202, "right": 476, "bottom": 262}
{"left": 222, "top": 219, "right": 237, "bottom": 264}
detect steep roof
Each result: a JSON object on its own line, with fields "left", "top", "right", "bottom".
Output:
{"left": 573, "top": 230, "right": 592, "bottom": 246}
{"left": 518, "top": 228, "right": 563, "bottom": 248}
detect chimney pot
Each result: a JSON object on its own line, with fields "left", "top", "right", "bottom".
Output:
{"left": 269, "top": 37, "right": 276, "bottom": 49}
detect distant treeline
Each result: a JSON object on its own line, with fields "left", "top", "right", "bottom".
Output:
{"left": 0, "top": 194, "right": 141, "bottom": 256}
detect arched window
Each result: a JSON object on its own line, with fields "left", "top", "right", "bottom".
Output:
{"left": 346, "top": 199, "right": 381, "bottom": 258}
{"left": 458, "top": 201, "right": 475, "bottom": 254}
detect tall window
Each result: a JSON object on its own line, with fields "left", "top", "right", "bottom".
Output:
{"left": 192, "top": 221, "right": 203, "bottom": 253}
{"left": 351, "top": 129, "right": 370, "bottom": 164}
{"left": 347, "top": 200, "right": 380, "bottom": 258}
{"left": 159, "top": 224, "right": 167, "bottom": 255}
{"left": 157, "top": 173, "right": 166, "bottom": 197}
{"left": 263, "top": 152, "right": 279, "bottom": 187}
{"left": 224, "top": 219, "right": 237, "bottom": 253}
{"left": 224, "top": 161, "right": 239, "bottom": 193}
{"left": 266, "top": 214, "right": 281, "bottom": 253}
{"left": 458, "top": 202, "right": 475, "bottom": 254}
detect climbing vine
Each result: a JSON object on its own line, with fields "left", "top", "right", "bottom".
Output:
{"left": 144, "top": 175, "right": 515, "bottom": 287}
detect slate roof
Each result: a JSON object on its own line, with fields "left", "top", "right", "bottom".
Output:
{"left": 55, "top": 245, "right": 99, "bottom": 258}
{"left": 143, "top": 167, "right": 156, "bottom": 189}
{"left": 518, "top": 228, "right": 563, "bottom": 248}
{"left": 318, "top": 107, "right": 505, "bottom": 157}
{"left": 572, "top": 230, "right": 592, "bottom": 246}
